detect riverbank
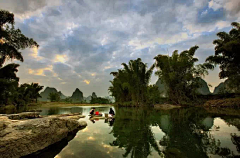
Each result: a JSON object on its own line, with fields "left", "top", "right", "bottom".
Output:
{"left": 31, "top": 102, "right": 113, "bottom": 108}
{"left": 203, "top": 97, "right": 240, "bottom": 108}
{"left": 0, "top": 102, "right": 113, "bottom": 114}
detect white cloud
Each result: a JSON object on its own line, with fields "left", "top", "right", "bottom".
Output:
{"left": 1, "top": 0, "right": 238, "bottom": 96}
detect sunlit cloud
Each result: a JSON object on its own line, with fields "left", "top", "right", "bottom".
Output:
{"left": 87, "top": 136, "right": 95, "bottom": 140}
{"left": 83, "top": 80, "right": 90, "bottom": 85}
{"left": 28, "top": 68, "right": 45, "bottom": 76}
{"left": 54, "top": 54, "right": 68, "bottom": 63}
{"left": 28, "top": 65, "right": 54, "bottom": 76}
{"left": 91, "top": 73, "right": 96, "bottom": 76}
{"left": 30, "top": 47, "right": 43, "bottom": 60}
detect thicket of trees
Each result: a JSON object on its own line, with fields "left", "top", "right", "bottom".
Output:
{"left": 90, "top": 97, "right": 110, "bottom": 104}
{"left": 109, "top": 58, "right": 155, "bottom": 106}
{"left": 109, "top": 22, "right": 240, "bottom": 106}
{"left": 48, "top": 93, "right": 61, "bottom": 102}
{"left": 0, "top": 10, "right": 43, "bottom": 107}
{"left": 154, "top": 46, "right": 214, "bottom": 104}
{"left": 206, "top": 22, "right": 240, "bottom": 92}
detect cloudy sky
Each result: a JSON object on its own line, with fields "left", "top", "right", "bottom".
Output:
{"left": 1, "top": 0, "right": 240, "bottom": 97}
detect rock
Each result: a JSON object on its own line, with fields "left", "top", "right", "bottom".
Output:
{"left": 70, "top": 88, "right": 84, "bottom": 103}
{"left": 48, "top": 113, "right": 85, "bottom": 120}
{"left": 0, "top": 116, "right": 87, "bottom": 158}
{"left": 6, "top": 112, "right": 41, "bottom": 120}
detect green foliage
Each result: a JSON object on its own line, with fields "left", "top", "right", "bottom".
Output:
{"left": 63, "top": 97, "right": 72, "bottom": 103}
{"left": 109, "top": 58, "right": 155, "bottom": 106}
{"left": 0, "top": 10, "right": 39, "bottom": 107}
{"left": 206, "top": 22, "right": 240, "bottom": 92}
{"left": 48, "top": 93, "right": 61, "bottom": 102}
{"left": 146, "top": 85, "right": 162, "bottom": 105}
{"left": 90, "top": 97, "right": 110, "bottom": 104}
{"left": 154, "top": 46, "right": 213, "bottom": 105}
{"left": 12, "top": 83, "right": 43, "bottom": 107}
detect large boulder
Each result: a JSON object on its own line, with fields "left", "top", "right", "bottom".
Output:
{"left": 5, "top": 112, "right": 41, "bottom": 120}
{"left": 70, "top": 88, "right": 84, "bottom": 103}
{"left": 0, "top": 115, "right": 87, "bottom": 158}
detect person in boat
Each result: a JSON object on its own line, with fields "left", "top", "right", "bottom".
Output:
{"left": 89, "top": 107, "right": 95, "bottom": 115}
{"left": 109, "top": 108, "right": 115, "bottom": 117}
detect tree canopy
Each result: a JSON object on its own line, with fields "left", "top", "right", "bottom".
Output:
{"left": 0, "top": 10, "right": 42, "bottom": 107}
{"left": 109, "top": 58, "right": 155, "bottom": 106}
{"left": 154, "top": 46, "right": 213, "bottom": 105}
{"left": 206, "top": 22, "right": 240, "bottom": 92}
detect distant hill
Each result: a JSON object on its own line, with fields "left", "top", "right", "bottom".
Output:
{"left": 104, "top": 96, "right": 115, "bottom": 103}
{"left": 39, "top": 87, "right": 67, "bottom": 101}
{"left": 196, "top": 77, "right": 211, "bottom": 95}
{"left": 213, "top": 79, "right": 236, "bottom": 94}
{"left": 92, "top": 92, "right": 97, "bottom": 99}
{"left": 70, "top": 88, "right": 83, "bottom": 103}
{"left": 155, "top": 78, "right": 211, "bottom": 97}
{"left": 84, "top": 96, "right": 92, "bottom": 103}
{"left": 155, "top": 79, "right": 167, "bottom": 97}
{"left": 213, "top": 82, "right": 225, "bottom": 94}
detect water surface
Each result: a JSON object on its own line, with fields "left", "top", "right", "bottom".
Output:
{"left": 36, "top": 106, "right": 240, "bottom": 158}
{"left": 2, "top": 105, "right": 240, "bottom": 158}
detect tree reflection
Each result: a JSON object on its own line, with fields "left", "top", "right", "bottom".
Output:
{"left": 110, "top": 107, "right": 239, "bottom": 158}
{"left": 110, "top": 107, "right": 162, "bottom": 158}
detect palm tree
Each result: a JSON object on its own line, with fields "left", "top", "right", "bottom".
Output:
{"left": 109, "top": 58, "right": 155, "bottom": 106}
{"left": 206, "top": 22, "right": 240, "bottom": 92}
{"left": 0, "top": 10, "right": 38, "bottom": 67}
{"left": 154, "top": 46, "right": 213, "bottom": 105}
{"left": 30, "top": 83, "right": 44, "bottom": 103}
{"left": 0, "top": 10, "right": 38, "bottom": 106}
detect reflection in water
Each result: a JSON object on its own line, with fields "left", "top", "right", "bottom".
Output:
{"left": 110, "top": 108, "right": 162, "bottom": 158}
{"left": 4, "top": 105, "right": 239, "bottom": 158}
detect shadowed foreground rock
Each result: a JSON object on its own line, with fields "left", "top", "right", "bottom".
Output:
{"left": 0, "top": 115, "right": 87, "bottom": 158}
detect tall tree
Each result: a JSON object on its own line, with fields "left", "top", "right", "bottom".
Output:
{"left": 0, "top": 10, "right": 38, "bottom": 106}
{"left": 109, "top": 58, "right": 155, "bottom": 105}
{"left": 206, "top": 22, "right": 240, "bottom": 92}
{"left": 154, "top": 46, "right": 213, "bottom": 105}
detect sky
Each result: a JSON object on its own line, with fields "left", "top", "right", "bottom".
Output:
{"left": 1, "top": 0, "right": 240, "bottom": 97}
